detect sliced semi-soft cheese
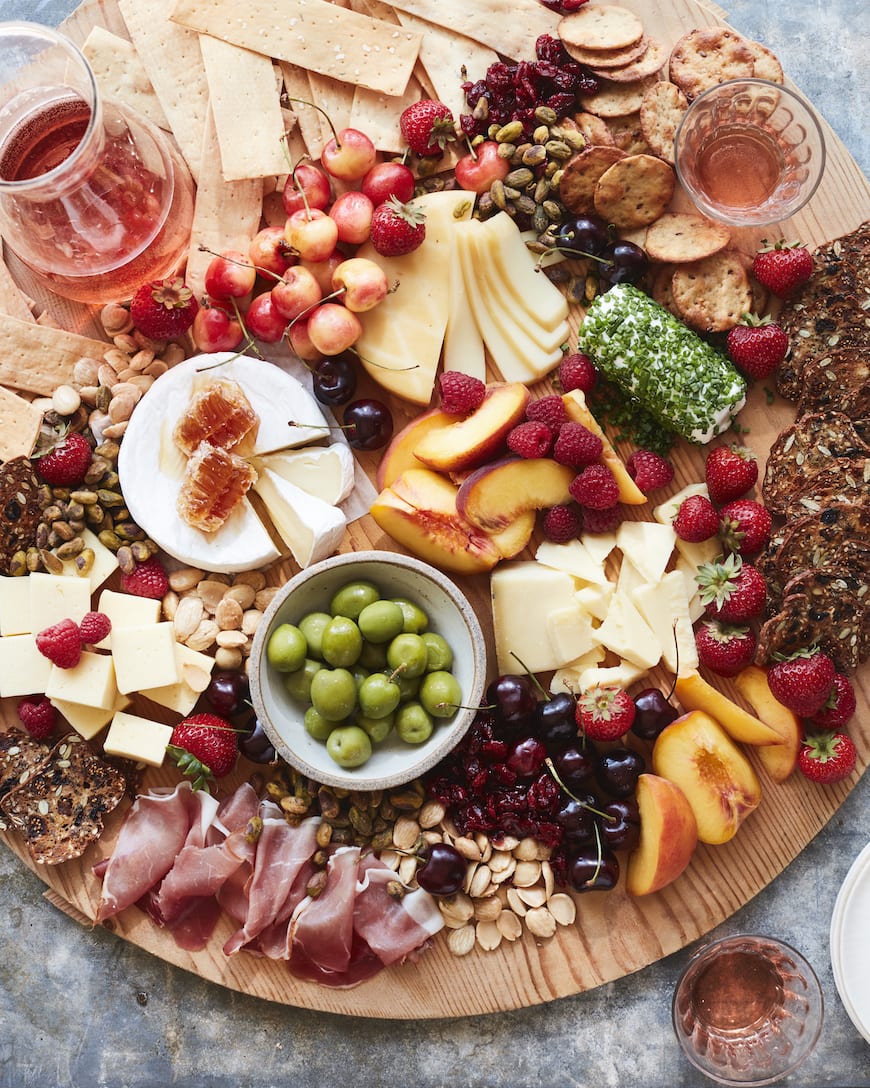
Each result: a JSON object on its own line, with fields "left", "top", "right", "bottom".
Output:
{"left": 550, "top": 645, "right": 607, "bottom": 694}
{"left": 491, "top": 561, "right": 577, "bottom": 673}
{"left": 254, "top": 443, "right": 355, "bottom": 507}
{"left": 51, "top": 692, "right": 131, "bottom": 741}
{"left": 95, "top": 589, "right": 162, "bottom": 649}
{"left": 140, "top": 643, "right": 216, "bottom": 716}
{"left": 580, "top": 530, "right": 619, "bottom": 566}
{"left": 356, "top": 189, "right": 476, "bottom": 405}
{"left": 577, "top": 660, "right": 648, "bottom": 691}
{"left": 594, "top": 590, "right": 662, "bottom": 670}
{"left": 253, "top": 466, "right": 347, "bottom": 568}
{"left": 632, "top": 571, "right": 699, "bottom": 676}
{"left": 546, "top": 603, "right": 601, "bottom": 664}
{"left": 443, "top": 234, "right": 487, "bottom": 381}
{"left": 111, "top": 622, "right": 179, "bottom": 695}
{"left": 535, "top": 538, "right": 609, "bottom": 586}
{"left": 482, "top": 212, "right": 570, "bottom": 328}
{"left": 616, "top": 520, "right": 677, "bottom": 585}
{"left": 675, "top": 554, "right": 707, "bottom": 622}
{"left": 575, "top": 581, "right": 614, "bottom": 622}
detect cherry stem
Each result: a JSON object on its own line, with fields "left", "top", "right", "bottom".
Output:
{"left": 284, "top": 96, "right": 340, "bottom": 148}
{"left": 196, "top": 243, "right": 283, "bottom": 285}
{"left": 509, "top": 651, "right": 551, "bottom": 701}
{"left": 543, "top": 757, "right": 615, "bottom": 823}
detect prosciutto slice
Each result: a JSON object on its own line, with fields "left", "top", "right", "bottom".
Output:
{"left": 290, "top": 846, "right": 360, "bottom": 975}
{"left": 353, "top": 854, "right": 444, "bottom": 965}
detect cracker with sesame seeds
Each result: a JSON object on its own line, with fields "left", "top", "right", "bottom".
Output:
{"left": 645, "top": 212, "right": 731, "bottom": 263}
{"left": 671, "top": 249, "right": 752, "bottom": 332}
{"left": 593, "top": 153, "right": 676, "bottom": 229}
{"left": 558, "top": 4, "right": 644, "bottom": 52}
{"left": 669, "top": 27, "right": 756, "bottom": 99}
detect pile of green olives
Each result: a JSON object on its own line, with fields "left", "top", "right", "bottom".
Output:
{"left": 266, "top": 579, "right": 463, "bottom": 769}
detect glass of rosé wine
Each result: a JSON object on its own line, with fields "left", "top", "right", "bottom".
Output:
{"left": 672, "top": 934, "right": 824, "bottom": 1085}
{"left": 674, "top": 78, "right": 826, "bottom": 227}
{"left": 0, "top": 22, "right": 194, "bottom": 305}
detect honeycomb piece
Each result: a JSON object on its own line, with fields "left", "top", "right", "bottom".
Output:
{"left": 177, "top": 441, "right": 257, "bottom": 533}
{"left": 173, "top": 379, "right": 259, "bottom": 457}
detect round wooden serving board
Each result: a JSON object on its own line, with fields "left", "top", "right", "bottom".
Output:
{"left": 1, "top": 0, "right": 868, "bottom": 1019}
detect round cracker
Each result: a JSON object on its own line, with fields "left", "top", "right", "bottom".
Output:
{"left": 562, "top": 35, "right": 650, "bottom": 70}
{"left": 650, "top": 264, "right": 681, "bottom": 316}
{"left": 607, "top": 112, "right": 650, "bottom": 156}
{"left": 573, "top": 111, "right": 616, "bottom": 147}
{"left": 645, "top": 212, "right": 732, "bottom": 263}
{"left": 558, "top": 5, "right": 644, "bottom": 52}
{"left": 593, "top": 153, "right": 675, "bottom": 229}
{"left": 671, "top": 249, "right": 753, "bottom": 332}
{"left": 590, "top": 39, "right": 667, "bottom": 83}
{"left": 639, "top": 81, "right": 689, "bottom": 164}
{"left": 744, "top": 39, "right": 784, "bottom": 83}
{"left": 669, "top": 27, "right": 756, "bottom": 100}
{"left": 559, "top": 144, "right": 627, "bottom": 214}
{"left": 578, "top": 74, "right": 659, "bottom": 119}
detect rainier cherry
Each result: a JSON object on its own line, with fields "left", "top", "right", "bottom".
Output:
{"left": 321, "top": 126, "right": 377, "bottom": 182}
{"left": 454, "top": 140, "right": 510, "bottom": 194}
{"left": 361, "top": 161, "right": 415, "bottom": 206}
{"left": 332, "top": 257, "right": 388, "bottom": 312}
{"left": 248, "top": 225, "right": 295, "bottom": 278}
{"left": 271, "top": 266, "right": 323, "bottom": 321}
{"left": 300, "top": 254, "right": 344, "bottom": 295}
{"left": 204, "top": 249, "right": 257, "bottom": 300}
{"left": 286, "top": 316, "right": 322, "bottom": 361}
{"left": 328, "top": 189, "right": 374, "bottom": 246}
{"left": 306, "top": 302, "right": 362, "bottom": 356}
{"left": 284, "top": 208, "right": 339, "bottom": 263}
{"left": 245, "top": 292, "right": 288, "bottom": 343}
{"left": 192, "top": 304, "right": 244, "bottom": 353}
{"left": 281, "top": 162, "right": 332, "bottom": 216}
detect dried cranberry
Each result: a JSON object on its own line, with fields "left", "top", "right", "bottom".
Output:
{"left": 535, "top": 34, "right": 566, "bottom": 63}
{"left": 527, "top": 773, "right": 560, "bottom": 814}
{"left": 546, "top": 93, "right": 578, "bottom": 115}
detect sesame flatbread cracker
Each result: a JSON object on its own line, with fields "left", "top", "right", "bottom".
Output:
{"left": 591, "top": 39, "right": 667, "bottom": 83}
{"left": 170, "top": 0, "right": 421, "bottom": 98}
{"left": 645, "top": 213, "right": 731, "bottom": 263}
{"left": 578, "top": 75, "right": 659, "bottom": 119}
{"left": 0, "top": 255, "right": 35, "bottom": 324}
{"left": 0, "top": 315, "right": 108, "bottom": 397}
{"left": 383, "top": 0, "right": 560, "bottom": 61}
{"left": 558, "top": 5, "right": 644, "bottom": 52}
{"left": 0, "top": 386, "right": 43, "bottom": 463}
{"left": 745, "top": 39, "right": 784, "bottom": 83}
{"left": 307, "top": 70, "right": 356, "bottom": 159}
{"left": 639, "top": 81, "right": 689, "bottom": 164}
{"left": 593, "top": 153, "right": 676, "bottom": 229}
{"left": 671, "top": 249, "right": 753, "bottom": 333}
{"left": 279, "top": 62, "right": 330, "bottom": 161}
{"left": 82, "top": 26, "right": 170, "bottom": 132}
{"left": 559, "top": 145, "right": 626, "bottom": 215}
{"left": 562, "top": 35, "right": 650, "bottom": 70}
{"left": 117, "top": 0, "right": 208, "bottom": 182}
{"left": 669, "top": 28, "right": 756, "bottom": 99}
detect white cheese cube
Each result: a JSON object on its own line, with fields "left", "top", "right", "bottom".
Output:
{"left": 632, "top": 571, "right": 699, "bottom": 676}
{"left": 103, "top": 711, "right": 173, "bottom": 767}
{"left": 28, "top": 572, "right": 92, "bottom": 633}
{"left": 111, "top": 622, "right": 179, "bottom": 694}
{"left": 616, "top": 520, "right": 677, "bottom": 585}
{"left": 580, "top": 531, "right": 618, "bottom": 566}
{"left": 45, "top": 650, "right": 118, "bottom": 709}
{"left": 594, "top": 591, "right": 662, "bottom": 671}
{"left": 51, "top": 691, "right": 131, "bottom": 741}
{"left": 0, "top": 634, "right": 52, "bottom": 697}
{"left": 0, "top": 576, "right": 31, "bottom": 635}
{"left": 550, "top": 646, "right": 607, "bottom": 694}
{"left": 575, "top": 582, "right": 614, "bottom": 622}
{"left": 491, "top": 561, "right": 577, "bottom": 673}
{"left": 546, "top": 603, "right": 601, "bottom": 664}
{"left": 95, "top": 589, "right": 162, "bottom": 648}
{"left": 140, "top": 643, "right": 216, "bottom": 715}
{"left": 60, "top": 528, "right": 120, "bottom": 591}
{"left": 535, "top": 539, "right": 609, "bottom": 585}
{"left": 577, "top": 660, "right": 648, "bottom": 691}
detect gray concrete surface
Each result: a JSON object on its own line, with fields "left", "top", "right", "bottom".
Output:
{"left": 1, "top": 1, "right": 869, "bottom": 1086}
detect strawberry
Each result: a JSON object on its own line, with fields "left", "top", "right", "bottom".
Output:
{"left": 35, "top": 618, "right": 82, "bottom": 669}
{"left": 718, "top": 498, "right": 772, "bottom": 557}
{"left": 558, "top": 352, "right": 598, "bottom": 394}
{"left": 807, "top": 673, "right": 857, "bottom": 731}
{"left": 695, "top": 620, "right": 757, "bottom": 677}
{"left": 797, "top": 730, "right": 857, "bottom": 785}
{"left": 751, "top": 240, "right": 813, "bottom": 299}
{"left": 369, "top": 196, "right": 426, "bottom": 257}
{"left": 625, "top": 450, "right": 674, "bottom": 493}
{"left": 78, "top": 610, "right": 112, "bottom": 645}
{"left": 767, "top": 649, "right": 836, "bottom": 717}
{"left": 130, "top": 277, "right": 199, "bottom": 340}
{"left": 507, "top": 420, "right": 553, "bottom": 458}
{"left": 399, "top": 99, "right": 456, "bottom": 157}
{"left": 726, "top": 315, "right": 789, "bottom": 381}
{"left": 17, "top": 695, "right": 57, "bottom": 740}
{"left": 438, "top": 371, "right": 485, "bottom": 415}
{"left": 168, "top": 712, "right": 238, "bottom": 791}
{"left": 705, "top": 444, "right": 758, "bottom": 505}
{"left": 120, "top": 555, "right": 170, "bottom": 599}
{"left": 34, "top": 431, "right": 92, "bottom": 487}
{"left": 575, "top": 685, "right": 636, "bottom": 741}
{"left": 673, "top": 493, "right": 719, "bottom": 543}
{"left": 696, "top": 554, "right": 767, "bottom": 623}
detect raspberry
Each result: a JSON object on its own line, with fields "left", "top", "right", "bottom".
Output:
{"left": 581, "top": 505, "right": 623, "bottom": 533}
{"left": 506, "top": 420, "right": 553, "bottom": 458}
{"left": 525, "top": 394, "right": 566, "bottom": 433}
{"left": 558, "top": 352, "right": 597, "bottom": 394}
{"left": 78, "top": 610, "right": 112, "bottom": 644}
{"left": 438, "top": 371, "right": 486, "bottom": 415}
{"left": 569, "top": 463, "right": 620, "bottom": 509}
{"left": 120, "top": 555, "right": 170, "bottom": 599}
{"left": 553, "top": 421, "right": 603, "bottom": 467}
{"left": 17, "top": 695, "right": 57, "bottom": 740}
{"left": 35, "top": 617, "right": 83, "bottom": 669}
{"left": 542, "top": 503, "right": 582, "bottom": 543}
{"left": 626, "top": 449, "right": 674, "bottom": 493}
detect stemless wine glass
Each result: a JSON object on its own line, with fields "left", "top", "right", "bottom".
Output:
{"left": 674, "top": 78, "right": 826, "bottom": 227}
{"left": 672, "top": 934, "right": 824, "bottom": 1086}
{"left": 0, "top": 21, "right": 194, "bottom": 305}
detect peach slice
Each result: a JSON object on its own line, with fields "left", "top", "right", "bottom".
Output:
{"left": 626, "top": 773, "right": 698, "bottom": 896}
{"left": 455, "top": 455, "right": 576, "bottom": 532}
{"left": 561, "top": 388, "right": 647, "bottom": 505}
{"left": 652, "top": 710, "right": 762, "bottom": 845}
{"left": 375, "top": 408, "right": 455, "bottom": 490}
{"left": 414, "top": 381, "right": 530, "bottom": 472}
{"left": 674, "top": 671, "right": 781, "bottom": 746}
{"left": 734, "top": 665, "right": 801, "bottom": 783}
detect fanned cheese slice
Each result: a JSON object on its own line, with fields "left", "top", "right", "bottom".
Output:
{"left": 478, "top": 212, "right": 570, "bottom": 329}
{"left": 443, "top": 235, "right": 486, "bottom": 380}
{"left": 253, "top": 467, "right": 347, "bottom": 569}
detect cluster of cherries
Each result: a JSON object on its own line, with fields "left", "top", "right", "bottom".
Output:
{"left": 547, "top": 213, "right": 650, "bottom": 294}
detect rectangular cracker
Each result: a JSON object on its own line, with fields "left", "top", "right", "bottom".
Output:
{"left": 279, "top": 61, "right": 330, "bottom": 161}
{"left": 184, "top": 104, "right": 265, "bottom": 301}
{"left": 81, "top": 25, "right": 171, "bottom": 132}
{"left": 383, "top": 0, "right": 560, "bottom": 60}
{"left": 169, "top": 0, "right": 421, "bottom": 97}
{"left": 199, "top": 35, "right": 287, "bottom": 181}
{"left": 0, "top": 255, "right": 35, "bottom": 324}
{"left": 307, "top": 70, "right": 355, "bottom": 158}
{"left": 117, "top": 0, "right": 209, "bottom": 182}
{"left": 0, "top": 315, "right": 108, "bottom": 397}
{"left": 0, "top": 386, "right": 43, "bottom": 462}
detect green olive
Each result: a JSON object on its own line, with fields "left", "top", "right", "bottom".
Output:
{"left": 395, "top": 701, "right": 434, "bottom": 744}
{"left": 320, "top": 615, "right": 363, "bottom": 668}
{"left": 266, "top": 623, "right": 308, "bottom": 673}
{"left": 422, "top": 632, "right": 454, "bottom": 672}
{"left": 298, "top": 611, "right": 332, "bottom": 658}
{"left": 355, "top": 711, "right": 394, "bottom": 744}
{"left": 329, "top": 580, "right": 380, "bottom": 620}
{"left": 419, "top": 670, "right": 463, "bottom": 719}
{"left": 394, "top": 672, "right": 421, "bottom": 703}
{"left": 357, "top": 599, "right": 405, "bottom": 644}
{"left": 386, "top": 632, "right": 428, "bottom": 679}
{"left": 304, "top": 705, "right": 335, "bottom": 740}
{"left": 358, "top": 672, "right": 401, "bottom": 719}
{"left": 326, "top": 725, "right": 372, "bottom": 768}
{"left": 283, "top": 658, "right": 321, "bottom": 702}
{"left": 358, "top": 639, "right": 388, "bottom": 670}
{"left": 310, "top": 667, "right": 357, "bottom": 722}
{"left": 392, "top": 597, "right": 429, "bottom": 633}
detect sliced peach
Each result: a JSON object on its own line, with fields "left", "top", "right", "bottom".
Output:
{"left": 652, "top": 710, "right": 762, "bottom": 845}
{"left": 734, "top": 665, "right": 801, "bottom": 782}
{"left": 674, "top": 671, "right": 781, "bottom": 746}
{"left": 488, "top": 510, "right": 536, "bottom": 559}
{"left": 414, "top": 381, "right": 530, "bottom": 472}
{"left": 375, "top": 408, "right": 455, "bottom": 490}
{"left": 561, "top": 388, "right": 646, "bottom": 505}
{"left": 455, "top": 455, "right": 575, "bottom": 532}
{"left": 626, "top": 773, "right": 698, "bottom": 896}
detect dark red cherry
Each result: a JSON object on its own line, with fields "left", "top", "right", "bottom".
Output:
{"left": 632, "top": 687, "right": 679, "bottom": 741}
{"left": 206, "top": 670, "right": 250, "bottom": 716}
{"left": 534, "top": 692, "right": 578, "bottom": 751}
{"left": 599, "top": 797, "right": 640, "bottom": 851}
{"left": 486, "top": 674, "right": 537, "bottom": 734}
{"left": 312, "top": 352, "right": 357, "bottom": 406}
{"left": 552, "top": 741, "right": 599, "bottom": 792}
{"left": 568, "top": 846, "right": 620, "bottom": 892}
{"left": 595, "top": 747, "right": 645, "bottom": 798}
{"left": 416, "top": 842, "right": 466, "bottom": 896}
{"left": 238, "top": 718, "right": 276, "bottom": 764}
{"left": 342, "top": 398, "right": 393, "bottom": 450}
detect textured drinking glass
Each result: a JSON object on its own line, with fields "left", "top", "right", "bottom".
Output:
{"left": 672, "top": 935, "right": 824, "bottom": 1086}
{"left": 674, "top": 78, "right": 826, "bottom": 226}
{"left": 0, "top": 21, "right": 194, "bottom": 304}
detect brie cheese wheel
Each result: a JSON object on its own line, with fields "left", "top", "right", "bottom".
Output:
{"left": 254, "top": 443, "right": 355, "bottom": 506}
{"left": 252, "top": 467, "right": 347, "bottom": 569}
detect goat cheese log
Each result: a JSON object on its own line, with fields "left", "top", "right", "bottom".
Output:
{"left": 576, "top": 284, "right": 747, "bottom": 443}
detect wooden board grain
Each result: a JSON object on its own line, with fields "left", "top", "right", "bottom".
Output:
{"left": 1, "top": 0, "right": 869, "bottom": 1019}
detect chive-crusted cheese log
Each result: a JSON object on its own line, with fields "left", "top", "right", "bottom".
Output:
{"left": 577, "top": 284, "right": 747, "bottom": 443}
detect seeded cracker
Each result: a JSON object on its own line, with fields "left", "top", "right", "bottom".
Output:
{"left": 671, "top": 250, "right": 752, "bottom": 333}
{"left": 669, "top": 28, "right": 756, "bottom": 99}
{"left": 781, "top": 455, "right": 870, "bottom": 519}
{"left": 562, "top": 36, "right": 650, "bottom": 70}
{"left": 744, "top": 39, "right": 784, "bottom": 84}
{"left": 0, "top": 457, "right": 43, "bottom": 574}
{"left": 557, "top": 5, "right": 644, "bottom": 52}
{"left": 758, "top": 585, "right": 867, "bottom": 672}
{"left": 578, "top": 75, "right": 659, "bottom": 119}
{"left": 639, "top": 81, "right": 689, "bottom": 164}
{"left": 559, "top": 146, "right": 626, "bottom": 215}
{"left": 0, "top": 729, "right": 50, "bottom": 804}
{"left": 383, "top": 0, "right": 561, "bottom": 60}
{"left": 645, "top": 213, "right": 731, "bottom": 263}
{"left": 797, "top": 349, "right": 870, "bottom": 420}
{"left": 0, "top": 315, "right": 108, "bottom": 397}
{"left": 591, "top": 40, "right": 668, "bottom": 84}
{"left": 593, "top": 154, "right": 675, "bottom": 230}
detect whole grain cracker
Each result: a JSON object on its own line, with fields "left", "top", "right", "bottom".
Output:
{"left": 573, "top": 111, "right": 615, "bottom": 147}
{"left": 639, "top": 81, "right": 689, "bottom": 164}
{"left": 82, "top": 25, "right": 171, "bottom": 132}
{"left": 744, "top": 39, "right": 784, "bottom": 83}
{"left": 578, "top": 74, "right": 659, "bottom": 118}
{"left": 650, "top": 264, "right": 681, "bottom": 316}
{"left": 671, "top": 249, "right": 753, "bottom": 332}
{"left": 591, "top": 39, "right": 667, "bottom": 83}
{"left": 559, "top": 145, "right": 626, "bottom": 214}
{"left": 558, "top": 5, "right": 644, "bottom": 51}
{"left": 606, "top": 112, "right": 650, "bottom": 156}
{"left": 645, "top": 212, "right": 731, "bottom": 263}
{"left": 562, "top": 35, "right": 649, "bottom": 70}
{"left": 669, "top": 27, "right": 755, "bottom": 99}
{"left": 593, "top": 153, "right": 676, "bottom": 229}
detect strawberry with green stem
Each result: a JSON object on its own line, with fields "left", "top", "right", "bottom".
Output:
{"left": 168, "top": 713, "right": 238, "bottom": 792}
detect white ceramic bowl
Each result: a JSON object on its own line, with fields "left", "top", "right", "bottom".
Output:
{"left": 248, "top": 552, "right": 486, "bottom": 791}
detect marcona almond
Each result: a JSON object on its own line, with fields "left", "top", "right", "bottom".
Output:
{"left": 496, "top": 910, "right": 523, "bottom": 941}
{"left": 548, "top": 893, "right": 577, "bottom": 926}
{"left": 476, "top": 920, "right": 503, "bottom": 952}
{"left": 254, "top": 587, "right": 279, "bottom": 610}
{"left": 182, "top": 663, "right": 211, "bottom": 693}
{"left": 474, "top": 895, "right": 502, "bottom": 922}
{"left": 215, "top": 596, "right": 244, "bottom": 630}
{"left": 468, "top": 864, "right": 493, "bottom": 899}
{"left": 447, "top": 925, "right": 476, "bottom": 956}
{"left": 418, "top": 800, "right": 446, "bottom": 829}
{"left": 517, "top": 884, "right": 549, "bottom": 909}
{"left": 525, "top": 906, "right": 557, "bottom": 940}
{"left": 379, "top": 848, "right": 401, "bottom": 871}
{"left": 187, "top": 618, "right": 220, "bottom": 651}
{"left": 241, "top": 609, "right": 263, "bottom": 636}
{"left": 169, "top": 567, "right": 204, "bottom": 592}
{"left": 214, "top": 647, "right": 243, "bottom": 670}
{"left": 234, "top": 569, "right": 267, "bottom": 590}
{"left": 541, "top": 860, "right": 555, "bottom": 899}
{"left": 440, "top": 891, "right": 473, "bottom": 923}
{"left": 513, "top": 859, "right": 542, "bottom": 887}
{"left": 161, "top": 590, "right": 179, "bottom": 621}
{"left": 506, "top": 887, "right": 528, "bottom": 917}
{"left": 489, "top": 860, "right": 517, "bottom": 885}
{"left": 224, "top": 583, "right": 257, "bottom": 609}
{"left": 398, "top": 855, "right": 418, "bottom": 885}
{"left": 198, "top": 579, "right": 230, "bottom": 610}
{"left": 514, "top": 837, "right": 542, "bottom": 861}
{"left": 216, "top": 629, "right": 247, "bottom": 649}
{"left": 454, "top": 835, "right": 482, "bottom": 861}
{"left": 392, "top": 815, "right": 421, "bottom": 851}
{"left": 173, "top": 595, "right": 205, "bottom": 640}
